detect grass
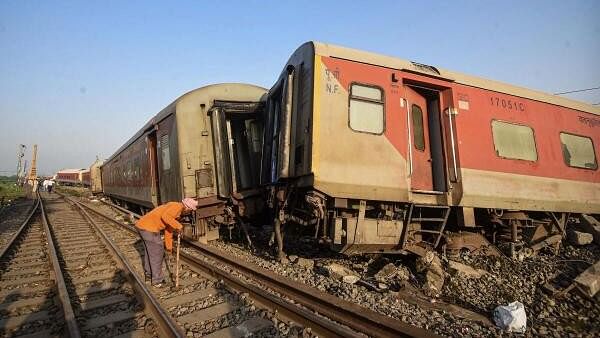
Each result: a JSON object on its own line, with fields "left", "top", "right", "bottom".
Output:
{"left": 0, "top": 176, "right": 25, "bottom": 205}
{"left": 56, "top": 185, "right": 88, "bottom": 197}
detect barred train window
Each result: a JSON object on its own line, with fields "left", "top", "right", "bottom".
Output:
{"left": 491, "top": 121, "right": 537, "bottom": 161}
{"left": 560, "top": 132, "right": 597, "bottom": 169}
{"left": 161, "top": 134, "right": 171, "bottom": 171}
{"left": 349, "top": 84, "right": 384, "bottom": 134}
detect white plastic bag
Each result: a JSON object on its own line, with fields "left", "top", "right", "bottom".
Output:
{"left": 493, "top": 301, "right": 527, "bottom": 333}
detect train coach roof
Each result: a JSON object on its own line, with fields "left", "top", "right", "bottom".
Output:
{"left": 310, "top": 41, "right": 600, "bottom": 115}
{"left": 104, "top": 83, "right": 267, "bottom": 164}
{"left": 56, "top": 168, "right": 87, "bottom": 174}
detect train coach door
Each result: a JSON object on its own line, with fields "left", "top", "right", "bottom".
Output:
{"left": 405, "top": 86, "right": 435, "bottom": 192}
{"left": 147, "top": 131, "right": 161, "bottom": 205}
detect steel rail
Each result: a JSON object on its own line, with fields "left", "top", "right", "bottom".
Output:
{"left": 99, "top": 199, "right": 139, "bottom": 218}
{"left": 0, "top": 195, "right": 40, "bottom": 260}
{"left": 185, "top": 242, "right": 436, "bottom": 338}
{"left": 61, "top": 194, "right": 186, "bottom": 338}
{"left": 82, "top": 199, "right": 358, "bottom": 337}
{"left": 39, "top": 192, "right": 82, "bottom": 338}
{"left": 78, "top": 198, "right": 438, "bottom": 338}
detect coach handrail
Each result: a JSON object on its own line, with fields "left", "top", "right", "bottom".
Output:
{"left": 406, "top": 98, "right": 414, "bottom": 176}
{"left": 446, "top": 107, "right": 459, "bottom": 181}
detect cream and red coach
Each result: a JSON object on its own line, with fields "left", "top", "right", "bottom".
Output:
{"left": 261, "top": 41, "right": 599, "bottom": 256}
{"left": 101, "top": 83, "right": 267, "bottom": 243}
{"left": 89, "top": 158, "right": 104, "bottom": 194}
{"left": 55, "top": 168, "right": 88, "bottom": 186}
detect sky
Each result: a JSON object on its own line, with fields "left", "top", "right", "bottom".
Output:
{"left": 1, "top": 1, "right": 599, "bottom": 176}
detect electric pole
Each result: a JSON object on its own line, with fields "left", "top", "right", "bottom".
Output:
{"left": 26, "top": 145, "right": 38, "bottom": 196}
{"left": 27, "top": 145, "right": 38, "bottom": 182}
{"left": 16, "top": 144, "right": 26, "bottom": 184}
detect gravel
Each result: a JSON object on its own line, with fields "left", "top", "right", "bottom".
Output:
{"left": 0, "top": 198, "right": 34, "bottom": 249}
{"left": 81, "top": 199, "right": 309, "bottom": 337}
{"left": 444, "top": 244, "right": 600, "bottom": 336}
{"left": 210, "top": 226, "right": 600, "bottom": 337}
{"left": 78, "top": 193, "right": 599, "bottom": 337}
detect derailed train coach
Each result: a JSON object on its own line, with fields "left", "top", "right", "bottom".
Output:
{"left": 56, "top": 168, "right": 89, "bottom": 186}
{"left": 90, "top": 158, "right": 104, "bottom": 194}
{"left": 101, "top": 83, "right": 267, "bottom": 242}
{"left": 261, "top": 41, "right": 600, "bottom": 258}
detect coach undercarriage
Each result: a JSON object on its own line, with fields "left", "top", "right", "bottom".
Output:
{"left": 267, "top": 186, "right": 577, "bottom": 260}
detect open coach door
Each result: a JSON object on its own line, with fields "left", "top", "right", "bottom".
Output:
{"left": 402, "top": 83, "right": 453, "bottom": 250}
{"left": 404, "top": 85, "right": 447, "bottom": 193}
{"left": 210, "top": 101, "right": 264, "bottom": 198}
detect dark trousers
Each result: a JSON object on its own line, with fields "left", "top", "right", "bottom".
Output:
{"left": 47, "top": 185, "right": 53, "bottom": 193}
{"left": 138, "top": 229, "right": 164, "bottom": 284}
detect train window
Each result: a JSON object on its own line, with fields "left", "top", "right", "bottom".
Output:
{"left": 491, "top": 121, "right": 537, "bottom": 161}
{"left": 161, "top": 134, "right": 171, "bottom": 171}
{"left": 412, "top": 104, "right": 425, "bottom": 151}
{"left": 352, "top": 85, "right": 382, "bottom": 101}
{"left": 560, "top": 132, "right": 597, "bottom": 170}
{"left": 349, "top": 83, "right": 384, "bottom": 134}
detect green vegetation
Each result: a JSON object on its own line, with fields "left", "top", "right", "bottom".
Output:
{"left": 56, "top": 185, "right": 88, "bottom": 198}
{"left": 0, "top": 176, "right": 25, "bottom": 204}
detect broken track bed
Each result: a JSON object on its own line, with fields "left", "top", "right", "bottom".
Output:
{"left": 202, "top": 221, "right": 600, "bottom": 336}
{"left": 75, "top": 192, "right": 599, "bottom": 337}
{"left": 192, "top": 220, "right": 600, "bottom": 336}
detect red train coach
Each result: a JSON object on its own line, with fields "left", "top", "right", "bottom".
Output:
{"left": 55, "top": 169, "right": 87, "bottom": 186}
{"left": 261, "top": 41, "right": 600, "bottom": 258}
{"left": 81, "top": 169, "right": 91, "bottom": 187}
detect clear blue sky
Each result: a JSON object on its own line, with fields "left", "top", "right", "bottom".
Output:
{"left": 1, "top": 1, "right": 598, "bottom": 175}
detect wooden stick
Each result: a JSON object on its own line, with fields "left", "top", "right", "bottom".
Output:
{"left": 175, "top": 231, "right": 181, "bottom": 287}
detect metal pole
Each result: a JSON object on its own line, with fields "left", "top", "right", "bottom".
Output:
{"left": 175, "top": 232, "right": 181, "bottom": 287}
{"left": 16, "top": 144, "right": 26, "bottom": 184}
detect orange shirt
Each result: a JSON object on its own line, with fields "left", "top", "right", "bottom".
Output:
{"left": 136, "top": 202, "right": 184, "bottom": 251}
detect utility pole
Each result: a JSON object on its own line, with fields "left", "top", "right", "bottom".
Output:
{"left": 26, "top": 145, "right": 38, "bottom": 194}
{"left": 27, "top": 145, "right": 38, "bottom": 181}
{"left": 16, "top": 144, "right": 26, "bottom": 184}
{"left": 22, "top": 160, "right": 28, "bottom": 185}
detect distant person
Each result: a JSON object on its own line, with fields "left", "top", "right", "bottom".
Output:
{"left": 46, "top": 180, "right": 54, "bottom": 194}
{"left": 135, "top": 198, "right": 198, "bottom": 287}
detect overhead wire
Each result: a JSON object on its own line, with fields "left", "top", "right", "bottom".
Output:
{"left": 553, "top": 86, "right": 600, "bottom": 95}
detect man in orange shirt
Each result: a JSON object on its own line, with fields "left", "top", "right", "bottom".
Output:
{"left": 136, "top": 198, "right": 198, "bottom": 286}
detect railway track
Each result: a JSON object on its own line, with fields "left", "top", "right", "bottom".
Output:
{"left": 0, "top": 196, "right": 58, "bottom": 337}
{"left": 70, "top": 194, "right": 437, "bottom": 338}
{"left": 0, "top": 192, "right": 182, "bottom": 338}
{"left": 0, "top": 199, "right": 36, "bottom": 255}
{"left": 80, "top": 199, "right": 298, "bottom": 337}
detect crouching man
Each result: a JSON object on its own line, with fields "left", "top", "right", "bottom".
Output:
{"left": 135, "top": 198, "right": 198, "bottom": 287}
